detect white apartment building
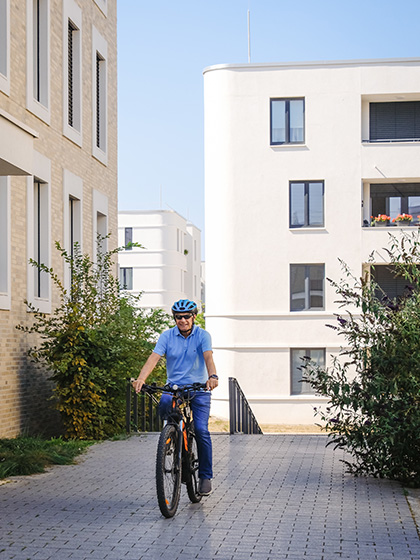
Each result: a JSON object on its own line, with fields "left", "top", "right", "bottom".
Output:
{"left": 204, "top": 58, "right": 420, "bottom": 424}
{"left": 0, "top": 0, "right": 118, "bottom": 437}
{"left": 118, "top": 210, "right": 201, "bottom": 313}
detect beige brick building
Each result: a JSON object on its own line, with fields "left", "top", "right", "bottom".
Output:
{"left": 0, "top": 0, "right": 118, "bottom": 437}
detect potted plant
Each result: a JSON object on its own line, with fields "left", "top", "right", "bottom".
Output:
{"left": 392, "top": 213, "right": 413, "bottom": 225}
{"left": 371, "top": 214, "right": 391, "bottom": 227}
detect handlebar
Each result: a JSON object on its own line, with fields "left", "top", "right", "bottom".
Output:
{"left": 140, "top": 382, "right": 208, "bottom": 395}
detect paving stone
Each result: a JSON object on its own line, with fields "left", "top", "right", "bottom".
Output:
{"left": 0, "top": 435, "right": 419, "bottom": 560}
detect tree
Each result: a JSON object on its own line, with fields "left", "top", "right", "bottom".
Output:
{"left": 303, "top": 230, "right": 420, "bottom": 486}
{"left": 18, "top": 238, "right": 170, "bottom": 439}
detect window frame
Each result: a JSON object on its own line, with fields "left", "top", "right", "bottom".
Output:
{"left": 290, "top": 264, "right": 325, "bottom": 312}
{"left": 290, "top": 348, "right": 325, "bottom": 395}
{"left": 92, "top": 26, "right": 108, "bottom": 164}
{"left": 289, "top": 180, "right": 324, "bottom": 228}
{"left": 92, "top": 188, "right": 108, "bottom": 261}
{"left": 270, "top": 97, "right": 305, "bottom": 146}
{"left": 119, "top": 267, "right": 133, "bottom": 290}
{"left": 63, "top": 0, "right": 82, "bottom": 145}
{"left": 27, "top": 152, "right": 51, "bottom": 313}
{"left": 0, "top": 0, "right": 10, "bottom": 95}
{"left": 0, "top": 176, "right": 11, "bottom": 310}
{"left": 26, "top": 0, "right": 50, "bottom": 123}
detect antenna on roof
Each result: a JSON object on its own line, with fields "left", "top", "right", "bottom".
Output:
{"left": 247, "top": 9, "right": 251, "bottom": 63}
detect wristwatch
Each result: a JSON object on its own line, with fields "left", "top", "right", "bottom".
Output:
{"left": 209, "top": 374, "right": 218, "bottom": 380}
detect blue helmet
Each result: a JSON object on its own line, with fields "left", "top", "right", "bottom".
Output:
{"left": 171, "top": 299, "right": 198, "bottom": 315}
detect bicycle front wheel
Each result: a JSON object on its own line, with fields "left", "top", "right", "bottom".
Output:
{"left": 185, "top": 428, "right": 202, "bottom": 503}
{"left": 156, "top": 424, "right": 181, "bottom": 518}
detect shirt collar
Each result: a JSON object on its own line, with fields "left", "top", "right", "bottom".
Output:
{"left": 175, "top": 324, "right": 197, "bottom": 338}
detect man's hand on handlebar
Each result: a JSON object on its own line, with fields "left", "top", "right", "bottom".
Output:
{"left": 132, "top": 377, "right": 145, "bottom": 394}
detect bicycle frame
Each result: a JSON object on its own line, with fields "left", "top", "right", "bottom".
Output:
{"left": 142, "top": 382, "right": 207, "bottom": 517}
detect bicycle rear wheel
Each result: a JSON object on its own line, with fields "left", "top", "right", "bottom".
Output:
{"left": 156, "top": 424, "right": 181, "bottom": 518}
{"left": 185, "top": 428, "right": 202, "bottom": 503}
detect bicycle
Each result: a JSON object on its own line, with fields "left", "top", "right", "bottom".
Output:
{"left": 141, "top": 382, "right": 208, "bottom": 518}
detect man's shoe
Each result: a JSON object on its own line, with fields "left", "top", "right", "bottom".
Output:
{"left": 199, "top": 478, "right": 212, "bottom": 496}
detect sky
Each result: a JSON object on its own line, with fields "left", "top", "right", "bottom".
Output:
{"left": 117, "top": 0, "right": 420, "bottom": 244}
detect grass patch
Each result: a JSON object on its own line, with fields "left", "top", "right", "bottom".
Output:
{"left": 0, "top": 436, "right": 94, "bottom": 479}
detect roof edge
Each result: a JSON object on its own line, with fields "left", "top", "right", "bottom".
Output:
{"left": 203, "top": 57, "right": 420, "bottom": 75}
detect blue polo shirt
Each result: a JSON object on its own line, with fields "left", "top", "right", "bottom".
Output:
{"left": 153, "top": 325, "right": 212, "bottom": 386}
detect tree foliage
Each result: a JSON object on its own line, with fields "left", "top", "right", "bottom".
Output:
{"left": 303, "top": 230, "right": 420, "bottom": 486}
{"left": 18, "top": 238, "right": 170, "bottom": 440}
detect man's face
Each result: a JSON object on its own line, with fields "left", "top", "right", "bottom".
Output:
{"left": 174, "top": 312, "right": 195, "bottom": 333}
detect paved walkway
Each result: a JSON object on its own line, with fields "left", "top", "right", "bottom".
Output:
{"left": 0, "top": 434, "right": 419, "bottom": 560}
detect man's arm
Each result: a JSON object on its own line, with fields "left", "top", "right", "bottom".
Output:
{"left": 204, "top": 350, "right": 218, "bottom": 391}
{"left": 133, "top": 352, "right": 162, "bottom": 393}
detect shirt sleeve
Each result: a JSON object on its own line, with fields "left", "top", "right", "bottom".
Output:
{"left": 200, "top": 329, "right": 213, "bottom": 353}
{"left": 153, "top": 330, "right": 168, "bottom": 357}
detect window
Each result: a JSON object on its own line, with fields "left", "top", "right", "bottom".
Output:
{"left": 0, "top": 177, "right": 10, "bottom": 310}
{"left": 371, "top": 265, "right": 415, "bottom": 302}
{"left": 92, "top": 189, "right": 108, "bottom": 260}
{"left": 290, "top": 264, "right": 324, "bottom": 311}
{"left": 370, "top": 183, "right": 420, "bottom": 225}
{"left": 125, "top": 227, "right": 133, "bottom": 249}
{"left": 369, "top": 101, "right": 420, "bottom": 142}
{"left": 0, "top": 0, "right": 10, "bottom": 95}
{"left": 291, "top": 349, "right": 325, "bottom": 395}
{"left": 270, "top": 98, "right": 304, "bottom": 145}
{"left": 290, "top": 181, "right": 324, "bottom": 228}
{"left": 27, "top": 153, "right": 51, "bottom": 312}
{"left": 119, "top": 267, "right": 133, "bottom": 290}
{"left": 63, "top": 169, "right": 82, "bottom": 291}
{"left": 92, "top": 27, "right": 108, "bottom": 163}
{"left": 27, "top": 0, "right": 50, "bottom": 122}
{"left": 63, "top": 0, "right": 82, "bottom": 144}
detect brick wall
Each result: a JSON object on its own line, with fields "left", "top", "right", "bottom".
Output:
{"left": 0, "top": 0, "right": 118, "bottom": 437}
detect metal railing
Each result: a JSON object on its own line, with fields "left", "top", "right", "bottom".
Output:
{"left": 126, "top": 379, "right": 162, "bottom": 434}
{"left": 228, "top": 377, "right": 263, "bottom": 435}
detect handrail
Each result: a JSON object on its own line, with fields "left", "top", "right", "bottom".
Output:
{"left": 228, "top": 377, "right": 263, "bottom": 434}
{"left": 126, "top": 379, "right": 162, "bottom": 433}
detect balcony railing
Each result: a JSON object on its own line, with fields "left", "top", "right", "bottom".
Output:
{"left": 229, "top": 377, "right": 263, "bottom": 435}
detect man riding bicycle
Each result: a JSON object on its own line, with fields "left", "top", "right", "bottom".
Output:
{"left": 133, "top": 299, "right": 218, "bottom": 496}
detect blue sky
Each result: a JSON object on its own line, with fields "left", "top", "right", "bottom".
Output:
{"left": 117, "top": 0, "right": 420, "bottom": 240}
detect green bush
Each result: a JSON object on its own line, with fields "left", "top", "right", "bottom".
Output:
{"left": 303, "top": 230, "right": 420, "bottom": 487}
{"left": 18, "top": 238, "right": 170, "bottom": 440}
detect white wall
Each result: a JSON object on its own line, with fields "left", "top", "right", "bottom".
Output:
{"left": 204, "top": 59, "right": 420, "bottom": 424}
{"left": 118, "top": 210, "right": 202, "bottom": 313}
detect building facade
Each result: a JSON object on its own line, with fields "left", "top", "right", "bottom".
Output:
{"left": 118, "top": 210, "right": 202, "bottom": 314}
{"left": 204, "top": 58, "right": 420, "bottom": 424}
{"left": 0, "top": 0, "right": 118, "bottom": 437}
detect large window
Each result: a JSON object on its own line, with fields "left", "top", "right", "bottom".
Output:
{"left": 119, "top": 267, "right": 133, "bottom": 290}
{"left": 270, "top": 98, "right": 304, "bottom": 145}
{"left": 372, "top": 265, "right": 414, "bottom": 302}
{"left": 290, "top": 264, "right": 324, "bottom": 311}
{"left": 369, "top": 101, "right": 420, "bottom": 142}
{"left": 63, "top": 0, "right": 82, "bottom": 144}
{"left": 27, "top": 0, "right": 50, "bottom": 122}
{"left": 291, "top": 348, "right": 325, "bottom": 395}
{"left": 290, "top": 181, "right": 324, "bottom": 228}
{"left": 0, "top": 177, "right": 10, "bottom": 309}
{"left": 92, "top": 189, "right": 108, "bottom": 260}
{"left": 92, "top": 27, "right": 108, "bottom": 163}
{"left": 370, "top": 183, "right": 420, "bottom": 224}
{"left": 0, "top": 0, "right": 10, "bottom": 95}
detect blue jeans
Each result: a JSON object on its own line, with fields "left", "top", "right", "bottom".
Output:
{"left": 158, "top": 391, "right": 213, "bottom": 479}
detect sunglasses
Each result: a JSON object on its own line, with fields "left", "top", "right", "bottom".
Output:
{"left": 174, "top": 313, "right": 193, "bottom": 321}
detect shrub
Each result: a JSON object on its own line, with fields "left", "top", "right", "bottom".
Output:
{"left": 303, "top": 230, "right": 420, "bottom": 486}
{"left": 18, "top": 238, "right": 170, "bottom": 440}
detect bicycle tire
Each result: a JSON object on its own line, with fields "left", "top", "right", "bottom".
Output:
{"left": 185, "top": 427, "right": 202, "bottom": 503}
{"left": 156, "top": 424, "right": 181, "bottom": 518}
